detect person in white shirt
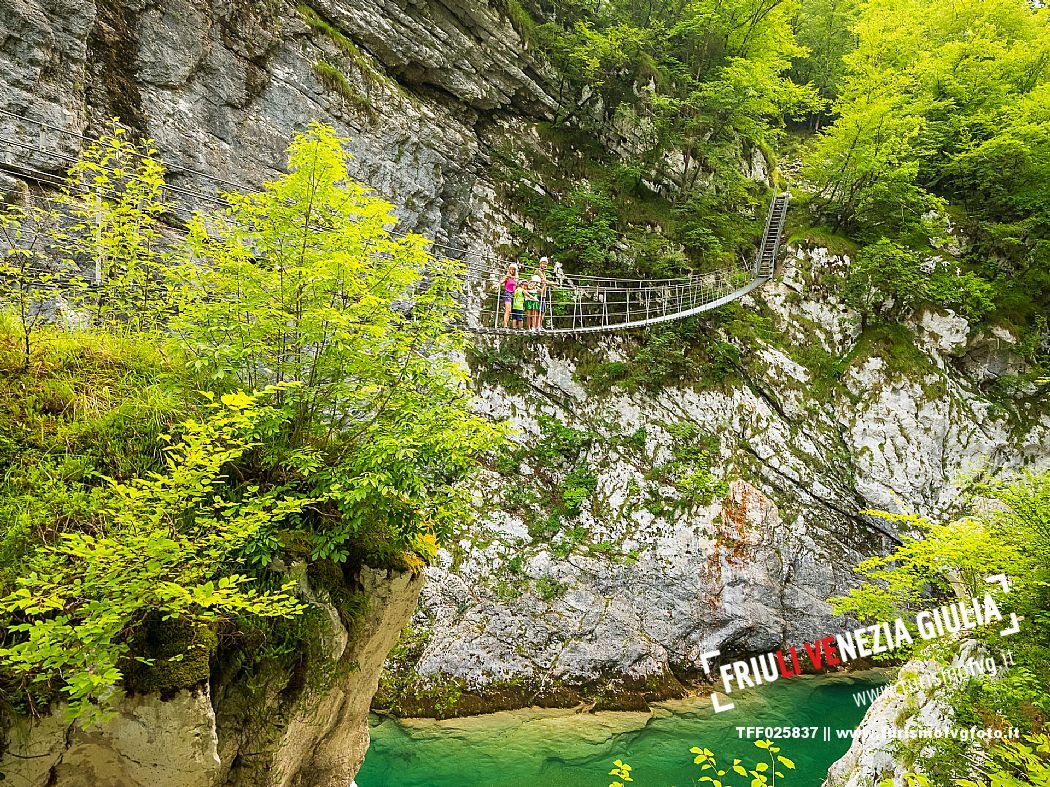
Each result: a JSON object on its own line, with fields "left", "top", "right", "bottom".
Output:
{"left": 535, "top": 256, "right": 552, "bottom": 330}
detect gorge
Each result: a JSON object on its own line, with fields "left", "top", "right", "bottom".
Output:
{"left": 1, "top": 0, "right": 1048, "bottom": 785}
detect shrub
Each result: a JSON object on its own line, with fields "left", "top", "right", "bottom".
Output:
{"left": 0, "top": 391, "right": 308, "bottom": 724}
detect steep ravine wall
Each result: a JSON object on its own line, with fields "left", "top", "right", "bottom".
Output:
{"left": 0, "top": 0, "right": 552, "bottom": 245}
{"left": 0, "top": 566, "right": 424, "bottom": 787}
{"left": 0, "top": 0, "right": 535, "bottom": 783}
{"left": 377, "top": 245, "right": 1050, "bottom": 715}
{"left": 0, "top": 0, "right": 537, "bottom": 776}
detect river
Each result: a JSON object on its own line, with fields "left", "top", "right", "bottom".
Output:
{"left": 357, "top": 671, "right": 888, "bottom": 787}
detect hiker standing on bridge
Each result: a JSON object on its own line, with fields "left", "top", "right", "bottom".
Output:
{"left": 525, "top": 275, "right": 541, "bottom": 330}
{"left": 534, "top": 256, "right": 551, "bottom": 330}
{"left": 500, "top": 264, "right": 519, "bottom": 328}
{"left": 511, "top": 275, "right": 527, "bottom": 329}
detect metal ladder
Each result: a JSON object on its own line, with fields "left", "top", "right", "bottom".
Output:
{"left": 755, "top": 192, "right": 790, "bottom": 279}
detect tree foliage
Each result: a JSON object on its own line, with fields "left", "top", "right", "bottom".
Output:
{"left": 172, "top": 121, "right": 499, "bottom": 563}
{"left": 500, "top": 0, "right": 819, "bottom": 278}
{"left": 789, "top": 0, "right": 860, "bottom": 110}
{"left": 843, "top": 240, "right": 996, "bottom": 328}
{"left": 57, "top": 124, "right": 171, "bottom": 329}
{"left": 0, "top": 122, "right": 501, "bottom": 723}
{"left": 803, "top": 0, "right": 1050, "bottom": 333}
{"left": 0, "top": 391, "right": 307, "bottom": 724}
{"left": 830, "top": 470, "right": 1050, "bottom": 785}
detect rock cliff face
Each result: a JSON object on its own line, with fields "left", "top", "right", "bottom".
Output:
{"left": 0, "top": 0, "right": 534, "bottom": 781}
{"left": 378, "top": 246, "right": 1050, "bottom": 713}
{"left": 0, "top": 0, "right": 551, "bottom": 241}
{"left": 0, "top": 566, "right": 424, "bottom": 787}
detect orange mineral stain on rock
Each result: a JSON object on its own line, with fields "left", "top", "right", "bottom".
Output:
{"left": 717, "top": 480, "right": 756, "bottom": 563}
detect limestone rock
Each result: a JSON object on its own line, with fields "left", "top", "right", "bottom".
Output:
{"left": 0, "top": 0, "right": 555, "bottom": 246}
{"left": 825, "top": 640, "right": 995, "bottom": 786}
{"left": 309, "top": 0, "right": 555, "bottom": 113}
{"left": 913, "top": 308, "right": 970, "bottom": 357}
{"left": 961, "top": 327, "right": 1029, "bottom": 383}
{"left": 2, "top": 689, "right": 221, "bottom": 787}
{"left": 0, "top": 566, "right": 424, "bottom": 787}
{"left": 386, "top": 243, "right": 1050, "bottom": 711}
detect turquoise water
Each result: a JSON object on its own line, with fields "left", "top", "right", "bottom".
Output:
{"left": 357, "top": 672, "right": 888, "bottom": 787}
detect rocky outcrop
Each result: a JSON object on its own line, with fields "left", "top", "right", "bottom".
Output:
{"left": 824, "top": 640, "right": 996, "bottom": 786}
{"left": 0, "top": 566, "right": 424, "bottom": 787}
{"left": 823, "top": 656, "right": 954, "bottom": 787}
{"left": 2, "top": 689, "right": 222, "bottom": 787}
{"left": 308, "top": 0, "right": 555, "bottom": 112}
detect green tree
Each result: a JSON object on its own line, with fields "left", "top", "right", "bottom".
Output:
{"left": 843, "top": 239, "right": 925, "bottom": 328}
{"left": 0, "top": 197, "right": 65, "bottom": 366}
{"left": 487, "top": 0, "right": 828, "bottom": 287}
{"left": 544, "top": 21, "right": 652, "bottom": 123}
{"left": 172, "top": 121, "right": 500, "bottom": 562}
{"left": 789, "top": 0, "right": 860, "bottom": 113}
{"left": 844, "top": 239, "right": 996, "bottom": 327}
{"left": 804, "top": 0, "right": 1050, "bottom": 334}
{"left": 55, "top": 122, "right": 172, "bottom": 331}
{"left": 803, "top": 92, "right": 934, "bottom": 236}
{"left": 0, "top": 121, "right": 502, "bottom": 726}
{"left": 544, "top": 182, "right": 620, "bottom": 270}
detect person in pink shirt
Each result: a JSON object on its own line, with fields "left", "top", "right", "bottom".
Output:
{"left": 500, "top": 264, "right": 518, "bottom": 328}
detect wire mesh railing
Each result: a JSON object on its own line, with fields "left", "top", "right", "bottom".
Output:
{"left": 464, "top": 192, "right": 790, "bottom": 335}
{"left": 467, "top": 266, "right": 759, "bottom": 335}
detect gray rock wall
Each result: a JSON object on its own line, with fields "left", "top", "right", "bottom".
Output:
{"left": 382, "top": 244, "right": 1050, "bottom": 712}
{"left": 0, "top": 0, "right": 553, "bottom": 241}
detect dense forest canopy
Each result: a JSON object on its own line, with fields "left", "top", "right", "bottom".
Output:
{"left": 500, "top": 0, "right": 1049, "bottom": 383}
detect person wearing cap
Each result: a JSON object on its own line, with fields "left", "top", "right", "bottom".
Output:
{"left": 535, "top": 256, "right": 551, "bottom": 330}
{"left": 500, "top": 264, "right": 519, "bottom": 328}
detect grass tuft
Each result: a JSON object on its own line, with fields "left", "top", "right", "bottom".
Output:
{"left": 298, "top": 3, "right": 358, "bottom": 58}
{"left": 312, "top": 60, "right": 373, "bottom": 113}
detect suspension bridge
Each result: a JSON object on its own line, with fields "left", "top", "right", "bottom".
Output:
{"left": 0, "top": 109, "right": 789, "bottom": 337}
{"left": 467, "top": 192, "right": 789, "bottom": 335}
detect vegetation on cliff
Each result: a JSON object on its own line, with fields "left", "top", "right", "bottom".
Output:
{"left": 830, "top": 468, "right": 1050, "bottom": 785}
{"left": 0, "top": 123, "right": 499, "bottom": 724}
{"left": 496, "top": 0, "right": 813, "bottom": 277}
{"left": 803, "top": 0, "right": 1050, "bottom": 336}
{"left": 491, "top": 0, "right": 1049, "bottom": 388}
